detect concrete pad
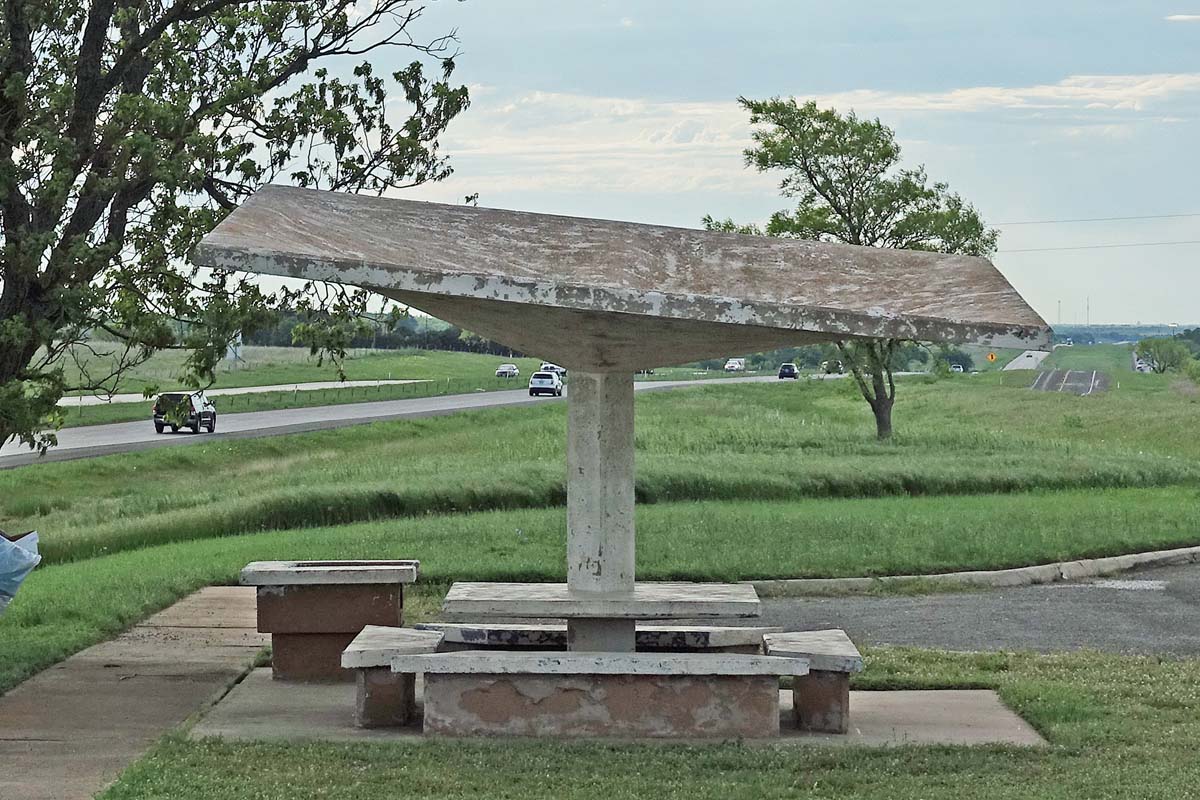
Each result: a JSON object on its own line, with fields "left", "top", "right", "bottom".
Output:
{"left": 192, "top": 670, "right": 414, "bottom": 741}
{"left": 0, "top": 587, "right": 266, "bottom": 800}
{"left": 194, "top": 669, "right": 1044, "bottom": 747}
{"left": 781, "top": 689, "right": 1045, "bottom": 746}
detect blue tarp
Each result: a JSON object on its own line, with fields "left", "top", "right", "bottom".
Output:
{"left": 0, "top": 531, "right": 40, "bottom": 615}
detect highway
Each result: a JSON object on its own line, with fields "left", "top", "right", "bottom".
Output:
{"left": 0, "top": 376, "right": 783, "bottom": 469}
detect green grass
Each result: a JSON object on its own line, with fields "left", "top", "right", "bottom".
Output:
{"left": 100, "top": 646, "right": 1200, "bottom": 799}
{"left": 1041, "top": 343, "right": 1134, "bottom": 373}
{"left": 9, "top": 373, "right": 1199, "bottom": 566}
{"left": 4, "top": 486, "right": 1200, "bottom": 694}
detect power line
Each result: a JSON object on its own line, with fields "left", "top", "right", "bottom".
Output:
{"left": 999, "top": 239, "right": 1200, "bottom": 254}
{"left": 996, "top": 212, "right": 1200, "bottom": 226}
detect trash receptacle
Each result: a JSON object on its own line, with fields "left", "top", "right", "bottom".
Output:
{"left": 0, "top": 530, "right": 40, "bottom": 616}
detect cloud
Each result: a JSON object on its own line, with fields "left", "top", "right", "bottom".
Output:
{"left": 405, "top": 72, "right": 1200, "bottom": 198}
{"left": 619, "top": 17, "right": 635, "bottom": 28}
{"left": 1165, "top": 14, "right": 1200, "bottom": 21}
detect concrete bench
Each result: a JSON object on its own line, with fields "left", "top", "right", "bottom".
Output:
{"left": 763, "top": 629, "right": 864, "bottom": 734}
{"left": 391, "top": 651, "right": 809, "bottom": 738}
{"left": 341, "top": 626, "right": 443, "bottom": 728}
{"left": 240, "top": 560, "right": 419, "bottom": 681}
{"left": 414, "top": 622, "right": 781, "bottom": 653}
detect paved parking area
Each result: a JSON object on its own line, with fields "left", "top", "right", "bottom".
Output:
{"left": 760, "top": 563, "right": 1200, "bottom": 656}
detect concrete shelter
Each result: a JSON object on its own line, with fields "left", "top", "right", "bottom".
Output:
{"left": 193, "top": 184, "right": 1050, "bottom": 660}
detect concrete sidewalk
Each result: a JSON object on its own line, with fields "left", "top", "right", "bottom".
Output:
{"left": 0, "top": 587, "right": 265, "bottom": 800}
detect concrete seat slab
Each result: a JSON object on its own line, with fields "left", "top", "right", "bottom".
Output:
{"left": 240, "top": 560, "right": 419, "bottom": 586}
{"left": 341, "top": 626, "right": 444, "bottom": 669}
{"left": 764, "top": 629, "right": 864, "bottom": 673}
{"left": 442, "top": 581, "right": 761, "bottom": 619}
{"left": 390, "top": 651, "right": 809, "bottom": 677}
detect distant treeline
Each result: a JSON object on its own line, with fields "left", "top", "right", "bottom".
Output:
{"left": 1054, "top": 324, "right": 1197, "bottom": 345}
{"left": 244, "top": 311, "right": 524, "bottom": 357}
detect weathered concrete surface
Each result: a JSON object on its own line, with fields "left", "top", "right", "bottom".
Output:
{"left": 193, "top": 669, "right": 1044, "bottom": 747}
{"left": 355, "top": 668, "right": 417, "bottom": 728}
{"left": 567, "top": 372, "right": 636, "bottom": 594}
{"left": 254, "top": 584, "right": 404, "bottom": 634}
{"left": 792, "top": 670, "right": 851, "bottom": 734}
{"left": 191, "top": 185, "right": 1051, "bottom": 371}
{"left": 241, "top": 560, "right": 419, "bottom": 586}
{"left": 252, "top": 579, "right": 407, "bottom": 681}
{"left": 763, "top": 629, "right": 864, "bottom": 673}
{"left": 341, "top": 626, "right": 443, "bottom": 669}
{"left": 441, "top": 581, "right": 761, "bottom": 619}
{"left": 422, "top": 673, "right": 782, "bottom": 739}
{"left": 0, "top": 587, "right": 266, "bottom": 800}
{"left": 388, "top": 652, "right": 810, "bottom": 677}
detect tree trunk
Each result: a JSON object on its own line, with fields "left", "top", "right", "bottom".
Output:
{"left": 869, "top": 394, "right": 894, "bottom": 440}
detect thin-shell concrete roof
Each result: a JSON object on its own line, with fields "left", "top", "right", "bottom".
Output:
{"left": 192, "top": 184, "right": 1050, "bottom": 370}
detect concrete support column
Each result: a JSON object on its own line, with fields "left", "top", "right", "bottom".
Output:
{"left": 566, "top": 371, "right": 637, "bottom": 652}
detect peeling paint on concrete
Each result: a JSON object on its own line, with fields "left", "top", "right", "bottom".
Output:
{"left": 191, "top": 185, "right": 1052, "bottom": 371}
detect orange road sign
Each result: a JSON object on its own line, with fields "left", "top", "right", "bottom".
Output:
{"left": 987, "top": 352, "right": 997, "bottom": 362}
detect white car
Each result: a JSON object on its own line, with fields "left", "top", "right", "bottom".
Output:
{"left": 723, "top": 358, "right": 745, "bottom": 372}
{"left": 950, "top": 364, "right": 965, "bottom": 373}
{"left": 495, "top": 363, "right": 520, "bottom": 378}
{"left": 529, "top": 371, "right": 564, "bottom": 397}
{"left": 539, "top": 361, "right": 567, "bottom": 376}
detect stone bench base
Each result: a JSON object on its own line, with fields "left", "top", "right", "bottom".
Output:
{"left": 396, "top": 652, "right": 809, "bottom": 739}
{"left": 425, "top": 672, "right": 780, "bottom": 738}
{"left": 764, "top": 629, "right": 864, "bottom": 734}
{"left": 342, "top": 626, "right": 444, "bottom": 728}
{"left": 241, "top": 560, "right": 419, "bottom": 682}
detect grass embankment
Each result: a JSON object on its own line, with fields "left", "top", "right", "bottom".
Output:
{"left": 1041, "top": 343, "right": 1134, "bottom": 372}
{"left": 102, "top": 647, "right": 1200, "bottom": 799}
{"left": 8, "top": 373, "right": 1198, "bottom": 565}
{"left": 4, "top": 486, "right": 1200, "bottom": 694}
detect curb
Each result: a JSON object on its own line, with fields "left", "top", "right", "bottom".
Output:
{"left": 749, "top": 544, "right": 1200, "bottom": 595}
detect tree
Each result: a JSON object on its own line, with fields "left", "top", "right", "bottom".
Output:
{"left": 705, "top": 98, "right": 997, "bottom": 439}
{"left": 0, "top": 1, "right": 470, "bottom": 451}
{"left": 1136, "top": 337, "right": 1191, "bottom": 374}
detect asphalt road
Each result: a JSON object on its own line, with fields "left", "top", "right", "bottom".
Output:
{"left": 759, "top": 563, "right": 1200, "bottom": 656}
{"left": 0, "top": 375, "right": 782, "bottom": 468}
{"left": 1031, "top": 369, "right": 1110, "bottom": 396}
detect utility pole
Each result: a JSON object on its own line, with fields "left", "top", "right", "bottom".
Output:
{"left": 1057, "top": 300, "right": 1062, "bottom": 325}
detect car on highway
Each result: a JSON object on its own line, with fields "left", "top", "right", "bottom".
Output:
{"left": 777, "top": 363, "right": 799, "bottom": 379}
{"left": 495, "top": 363, "right": 520, "bottom": 378}
{"left": 820, "top": 360, "right": 844, "bottom": 375}
{"left": 528, "top": 371, "right": 564, "bottom": 397}
{"left": 539, "top": 362, "right": 567, "bottom": 376}
{"left": 152, "top": 391, "right": 216, "bottom": 434}
{"left": 950, "top": 364, "right": 965, "bottom": 373}
{"left": 723, "top": 358, "right": 746, "bottom": 372}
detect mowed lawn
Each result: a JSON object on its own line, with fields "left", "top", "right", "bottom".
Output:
{"left": 101, "top": 647, "right": 1200, "bottom": 799}
{"left": 4, "top": 368, "right": 1200, "bottom": 798}
{"left": 7, "top": 371, "right": 1198, "bottom": 565}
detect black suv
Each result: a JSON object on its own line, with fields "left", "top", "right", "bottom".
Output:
{"left": 153, "top": 391, "right": 217, "bottom": 434}
{"left": 777, "top": 363, "right": 800, "bottom": 379}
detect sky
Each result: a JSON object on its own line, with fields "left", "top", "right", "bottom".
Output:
{"left": 361, "top": 0, "right": 1200, "bottom": 325}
